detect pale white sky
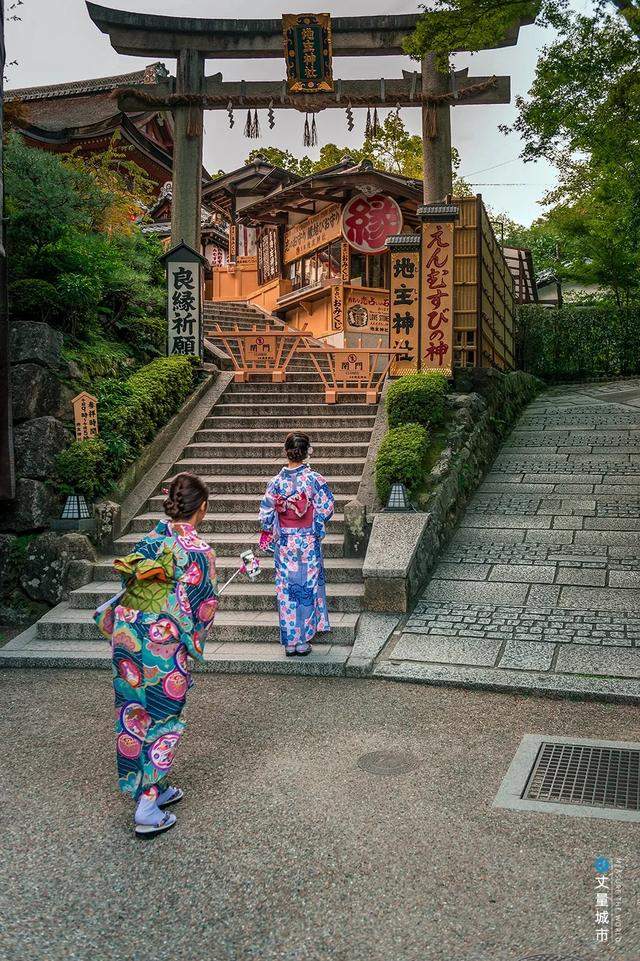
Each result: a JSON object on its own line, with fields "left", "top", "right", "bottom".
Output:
{"left": 5, "top": 0, "right": 569, "bottom": 225}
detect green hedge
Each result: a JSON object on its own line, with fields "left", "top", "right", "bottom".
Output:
{"left": 516, "top": 305, "right": 640, "bottom": 381}
{"left": 374, "top": 423, "right": 430, "bottom": 504}
{"left": 56, "top": 356, "right": 197, "bottom": 499}
{"left": 386, "top": 371, "right": 448, "bottom": 429}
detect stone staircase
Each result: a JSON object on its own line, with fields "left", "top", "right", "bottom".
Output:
{"left": 2, "top": 301, "right": 380, "bottom": 674}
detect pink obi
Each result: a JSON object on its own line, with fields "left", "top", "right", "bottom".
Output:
{"left": 279, "top": 504, "right": 314, "bottom": 529}
{"left": 275, "top": 492, "right": 314, "bottom": 529}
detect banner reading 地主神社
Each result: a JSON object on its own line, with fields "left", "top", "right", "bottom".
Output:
{"left": 421, "top": 221, "right": 454, "bottom": 375}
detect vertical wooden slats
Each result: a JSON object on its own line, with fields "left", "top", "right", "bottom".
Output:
{"left": 450, "top": 194, "right": 516, "bottom": 370}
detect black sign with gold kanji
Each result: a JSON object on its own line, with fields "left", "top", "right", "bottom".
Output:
{"left": 283, "top": 13, "right": 333, "bottom": 93}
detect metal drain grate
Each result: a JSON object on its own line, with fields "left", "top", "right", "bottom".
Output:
{"left": 523, "top": 742, "right": 640, "bottom": 811}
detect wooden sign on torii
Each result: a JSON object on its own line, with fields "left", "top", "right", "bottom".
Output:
{"left": 86, "top": 3, "right": 535, "bottom": 252}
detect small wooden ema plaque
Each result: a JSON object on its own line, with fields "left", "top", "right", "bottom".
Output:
{"left": 72, "top": 391, "right": 99, "bottom": 441}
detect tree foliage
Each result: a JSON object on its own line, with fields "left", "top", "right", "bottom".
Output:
{"left": 5, "top": 134, "right": 165, "bottom": 342}
{"left": 246, "top": 113, "right": 472, "bottom": 193}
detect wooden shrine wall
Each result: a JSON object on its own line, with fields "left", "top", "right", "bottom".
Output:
{"left": 449, "top": 195, "right": 516, "bottom": 371}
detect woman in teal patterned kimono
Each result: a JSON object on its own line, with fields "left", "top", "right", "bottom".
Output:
{"left": 95, "top": 473, "right": 218, "bottom": 838}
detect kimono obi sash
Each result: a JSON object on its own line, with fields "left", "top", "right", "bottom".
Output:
{"left": 275, "top": 491, "right": 314, "bottom": 529}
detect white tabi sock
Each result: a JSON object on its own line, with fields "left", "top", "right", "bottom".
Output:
{"left": 135, "top": 788, "right": 163, "bottom": 826}
{"left": 156, "top": 785, "right": 178, "bottom": 806}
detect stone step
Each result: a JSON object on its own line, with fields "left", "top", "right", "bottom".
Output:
{"left": 0, "top": 636, "right": 352, "bottom": 674}
{"left": 128, "top": 511, "right": 345, "bottom": 534}
{"left": 173, "top": 456, "right": 365, "bottom": 476}
{"left": 201, "top": 415, "right": 376, "bottom": 430}
{"left": 114, "top": 530, "right": 346, "bottom": 557}
{"left": 235, "top": 374, "right": 321, "bottom": 384}
{"left": 146, "top": 491, "right": 353, "bottom": 513}
{"left": 94, "top": 555, "right": 364, "bottom": 583}
{"left": 180, "top": 441, "right": 370, "bottom": 460}
{"left": 193, "top": 428, "right": 373, "bottom": 444}
{"left": 208, "top": 402, "right": 375, "bottom": 417}
{"left": 219, "top": 391, "right": 367, "bottom": 405}
{"left": 156, "top": 474, "right": 361, "bottom": 495}
{"left": 34, "top": 603, "right": 359, "bottom": 644}
{"left": 69, "top": 581, "right": 364, "bottom": 613}
{"left": 225, "top": 383, "right": 326, "bottom": 396}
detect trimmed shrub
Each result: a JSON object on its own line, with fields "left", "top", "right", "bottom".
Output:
{"left": 55, "top": 356, "right": 197, "bottom": 499}
{"left": 386, "top": 371, "right": 448, "bottom": 429}
{"left": 56, "top": 437, "right": 109, "bottom": 499}
{"left": 516, "top": 305, "right": 640, "bottom": 381}
{"left": 375, "top": 422, "right": 430, "bottom": 504}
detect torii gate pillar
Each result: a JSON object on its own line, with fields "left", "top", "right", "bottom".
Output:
{"left": 421, "top": 53, "right": 453, "bottom": 203}
{"left": 171, "top": 49, "right": 205, "bottom": 251}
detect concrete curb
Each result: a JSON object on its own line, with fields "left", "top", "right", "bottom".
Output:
{"left": 372, "top": 659, "right": 640, "bottom": 705}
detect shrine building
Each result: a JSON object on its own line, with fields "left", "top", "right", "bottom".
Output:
{"left": 204, "top": 155, "right": 516, "bottom": 371}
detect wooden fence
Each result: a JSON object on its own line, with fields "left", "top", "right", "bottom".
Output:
{"left": 450, "top": 195, "right": 516, "bottom": 371}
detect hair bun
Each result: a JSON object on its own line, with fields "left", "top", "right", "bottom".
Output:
{"left": 163, "top": 497, "right": 181, "bottom": 519}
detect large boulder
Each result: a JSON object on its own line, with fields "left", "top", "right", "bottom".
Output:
{"left": 20, "top": 531, "right": 96, "bottom": 604}
{"left": 11, "top": 363, "right": 61, "bottom": 423}
{"left": 0, "top": 478, "right": 59, "bottom": 533}
{"left": 10, "top": 321, "right": 63, "bottom": 368}
{"left": 14, "top": 416, "right": 72, "bottom": 480}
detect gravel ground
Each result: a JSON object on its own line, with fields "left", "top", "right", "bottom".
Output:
{"left": 1, "top": 670, "right": 638, "bottom": 961}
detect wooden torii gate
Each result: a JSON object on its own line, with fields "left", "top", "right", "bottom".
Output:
{"left": 86, "top": 3, "right": 535, "bottom": 254}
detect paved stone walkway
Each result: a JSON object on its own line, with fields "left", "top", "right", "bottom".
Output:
{"left": 376, "top": 380, "right": 640, "bottom": 701}
{"left": 2, "top": 670, "right": 637, "bottom": 961}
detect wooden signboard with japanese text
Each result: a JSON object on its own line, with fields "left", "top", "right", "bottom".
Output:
{"left": 421, "top": 222, "right": 453, "bottom": 375}
{"left": 345, "top": 287, "right": 390, "bottom": 337}
{"left": 244, "top": 334, "right": 278, "bottom": 366}
{"left": 390, "top": 250, "right": 420, "bottom": 375}
{"left": 283, "top": 13, "right": 333, "bottom": 93}
{"left": 331, "top": 283, "right": 344, "bottom": 331}
{"left": 332, "top": 349, "right": 370, "bottom": 383}
{"left": 257, "top": 226, "right": 280, "bottom": 285}
{"left": 283, "top": 203, "right": 341, "bottom": 264}
{"left": 72, "top": 391, "right": 99, "bottom": 441}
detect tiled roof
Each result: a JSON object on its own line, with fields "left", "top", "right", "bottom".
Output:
{"left": 6, "top": 63, "right": 168, "bottom": 102}
{"left": 6, "top": 64, "right": 168, "bottom": 133}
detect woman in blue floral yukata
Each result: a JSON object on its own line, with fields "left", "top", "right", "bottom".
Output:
{"left": 95, "top": 473, "right": 218, "bottom": 839}
{"left": 259, "top": 432, "right": 335, "bottom": 656}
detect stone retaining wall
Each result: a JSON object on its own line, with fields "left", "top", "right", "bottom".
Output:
{"left": 363, "top": 370, "right": 542, "bottom": 612}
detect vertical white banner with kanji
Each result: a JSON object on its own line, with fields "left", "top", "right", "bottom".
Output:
{"left": 167, "top": 261, "right": 201, "bottom": 358}
{"left": 421, "top": 222, "right": 454, "bottom": 375}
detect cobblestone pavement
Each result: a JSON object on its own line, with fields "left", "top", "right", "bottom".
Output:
{"left": 376, "top": 380, "right": 640, "bottom": 701}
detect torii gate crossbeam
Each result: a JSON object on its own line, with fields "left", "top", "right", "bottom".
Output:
{"left": 87, "top": 3, "right": 535, "bottom": 250}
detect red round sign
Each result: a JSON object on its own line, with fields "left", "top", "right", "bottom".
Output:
{"left": 341, "top": 194, "right": 403, "bottom": 255}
